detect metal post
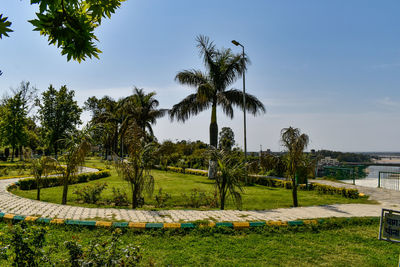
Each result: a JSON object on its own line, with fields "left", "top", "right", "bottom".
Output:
{"left": 242, "top": 45, "right": 247, "bottom": 175}
{"left": 232, "top": 40, "right": 248, "bottom": 184}
{"left": 378, "top": 171, "right": 381, "bottom": 188}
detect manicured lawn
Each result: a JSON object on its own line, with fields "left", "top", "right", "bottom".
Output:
{"left": 10, "top": 158, "right": 375, "bottom": 210}
{"left": 0, "top": 218, "right": 398, "bottom": 266}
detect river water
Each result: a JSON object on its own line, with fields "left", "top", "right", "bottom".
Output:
{"left": 342, "top": 165, "right": 400, "bottom": 189}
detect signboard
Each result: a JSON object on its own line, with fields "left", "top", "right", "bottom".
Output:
{"left": 379, "top": 209, "right": 400, "bottom": 243}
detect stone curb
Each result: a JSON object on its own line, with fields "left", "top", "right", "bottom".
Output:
{"left": 0, "top": 211, "right": 332, "bottom": 229}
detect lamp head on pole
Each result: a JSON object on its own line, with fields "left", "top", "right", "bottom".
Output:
{"left": 231, "top": 40, "right": 240, "bottom": 46}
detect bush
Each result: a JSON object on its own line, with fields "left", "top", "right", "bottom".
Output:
{"left": 18, "top": 170, "right": 111, "bottom": 190}
{"left": 181, "top": 188, "right": 219, "bottom": 208}
{"left": 111, "top": 187, "right": 129, "bottom": 206}
{"left": 0, "top": 223, "right": 47, "bottom": 266}
{"left": 155, "top": 188, "right": 171, "bottom": 208}
{"left": 73, "top": 182, "right": 108, "bottom": 204}
{"left": 253, "top": 177, "right": 360, "bottom": 199}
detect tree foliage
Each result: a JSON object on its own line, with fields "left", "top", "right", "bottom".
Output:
{"left": 114, "top": 123, "right": 155, "bottom": 209}
{"left": 0, "top": 15, "right": 12, "bottom": 39}
{"left": 0, "top": 82, "right": 36, "bottom": 161}
{"left": 218, "top": 127, "right": 235, "bottom": 151}
{"left": 37, "top": 85, "right": 82, "bottom": 158}
{"left": 30, "top": 155, "right": 58, "bottom": 200}
{"left": 170, "top": 35, "right": 265, "bottom": 149}
{"left": 1, "top": 0, "right": 125, "bottom": 61}
{"left": 210, "top": 149, "right": 244, "bottom": 210}
{"left": 120, "top": 88, "right": 167, "bottom": 138}
{"left": 280, "top": 126, "right": 309, "bottom": 207}
{"left": 59, "top": 126, "right": 92, "bottom": 205}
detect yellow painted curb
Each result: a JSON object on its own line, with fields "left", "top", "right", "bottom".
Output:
{"left": 303, "top": 219, "right": 318, "bottom": 225}
{"left": 50, "top": 219, "right": 64, "bottom": 224}
{"left": 3, "top": 214, "right": 15, "bottom": 220}
{"left": 129, "top": 222, "right": 146, "bottom": 229}
{"left": 24, "top": 216, "right": 38, "bottom": 222}
{"left": 233, "top": 222, "right": 250, "bottom": 229}
{"left": 95, "top": 221, "right": 112, "bottom": 227}
{"left": 163, "top": 223, "right": 181, "bottom": 229}
{"left": 267, "top": 220, "right": 288, "bottom": 226}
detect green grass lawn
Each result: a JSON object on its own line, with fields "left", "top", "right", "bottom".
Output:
{"left": 0, "top": 218, "right": 398, "bottom": 266}
{"left": 10, "top": 158, "right": 375, "bottom": 210}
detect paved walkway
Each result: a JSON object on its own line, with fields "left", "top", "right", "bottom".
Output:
{"left": 0, "top": 172, "right": 398, "bottom": 222}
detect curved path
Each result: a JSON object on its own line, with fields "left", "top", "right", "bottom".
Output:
{"left": 0, "top": 173, "right": 397, "bottom": 222}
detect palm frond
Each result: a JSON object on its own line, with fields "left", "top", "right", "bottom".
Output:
{"left": 196, "top": 35, "right": 217, "bottom": 72}
{"left": 221, "top": 89, "right": 266, "bottom": 115}
{"left": 169, "top": 93, "right": 210, "bottom": 122}
{"left": 175, "top": 69, "right": 209, "bottom": 87}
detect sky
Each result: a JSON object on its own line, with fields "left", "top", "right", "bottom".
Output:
{"left": 1, "top": 0, "right": 400, "bottom": 152}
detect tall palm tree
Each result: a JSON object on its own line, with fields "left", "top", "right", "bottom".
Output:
{"left": 120, "top": 88, "right": 167, "bottom": 139}
{"left": 169, "top": 35, "right": 265, "bottom": 152}
{"left": 280, "top": 127, "right": 309, "bottom": 207}
{"left": 89, "top": 96, "right": 122, "bottom": 158}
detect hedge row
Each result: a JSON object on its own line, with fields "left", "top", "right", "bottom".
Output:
{"left": 0, "top": 164, "right": 29, "bottom": 169}
{"left": 252, "top": 176, "right": 360, "bottom": 199}
{"left": 155, "top": 166, "right": 209, "bottom": 176}
{"left": 18, "top": 170, "right": 111, "bottom": 190}
{"left": 155, "top": 166, "right": 361, "bottom": 199}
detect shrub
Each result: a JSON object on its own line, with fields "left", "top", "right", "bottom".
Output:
{"left": 73, "top": 182, "right": 108, "bottom": 204}
{"left": 18, "top": 170, "right": 111, "bottom": 190}
{"left": 181, "top": 188, "right": 218, "bottom": 208}
{"left": 253, "top": 176, "right": 361, "bottom": 199}
{"left": 155, "top": 188, "right": 171, "bottom": 208}
{"left": 111, "top": 187, "right": 129, "bottom": 206}
{"left": 0, "top": 223, "right": 47, "bottom": 266}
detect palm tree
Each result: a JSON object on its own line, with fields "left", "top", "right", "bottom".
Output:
{"left": 114, "top": 123, "right": 155, "bottom": 209}
{"left": 60, "top": 126, "right": 92, "bottom": 205}
{"left": 30, "top": 156, "right": 57, "bottom": 200}
{"left": 89, "top": 96, "right": 122, "bottom": 158}
{"left": 169, "top": 35, "right": 265, "bottom": 177}
{"left": 280, "top": 127, "right": 309, "bottom": 207}
{"left": 211, "top": 149, "right": 244, "bottom": 210}
{"left": 120, "top": 88, "right": 167, "bottom": 139}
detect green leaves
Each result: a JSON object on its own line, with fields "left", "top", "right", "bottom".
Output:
{"left": 0, "top": 14, "right": 13, "bottom": 39}
{"left": 27, "top": 0, "right": 125, "bottom": 62}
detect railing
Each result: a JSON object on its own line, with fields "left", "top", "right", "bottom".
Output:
{"left": 378, "top": 171, "right": 400, "bottom": 191}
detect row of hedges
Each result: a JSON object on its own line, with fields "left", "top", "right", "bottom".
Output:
{"left": 156, "top": 165, "right": 361, "bottom": 199}
{"left": 252, "top": 176, "right": 360, "bottom": 199}
{"left": 0, "top": 164, "right": 29, "bottom": 169}
{"left": 155, "top": 166, "right": 209, "bottom": 176}
{"left": 18, "top": 169, "right": 111, "bottom": 190}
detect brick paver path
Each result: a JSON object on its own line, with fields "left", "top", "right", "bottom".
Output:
{"left": 0, "top": 171, "right": 398, "bottom": 222}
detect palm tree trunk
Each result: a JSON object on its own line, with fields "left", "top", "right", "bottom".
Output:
{"left": 208, "top": 104, "right": 218, "bottom": 179}
{"left": 292, "top": 176, "right": 298, "bottom": 207}
{"left": 209, "top": 104, "right": 218, "bottom": 148}
{"left": 37, "top": 186, "right": 41, "bottom": 201}
{"left": 11, "top": 146, "right": 15, "bottom": 162}
{"left": 61, "top": 175, "right": 69, "bottom": 205}
{"left": 130, "top": 181, "right": 137, "bottom": 209}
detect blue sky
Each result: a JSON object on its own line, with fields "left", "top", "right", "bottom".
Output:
{"left": 1, "top": 0, "right": 400, "bottom": 152}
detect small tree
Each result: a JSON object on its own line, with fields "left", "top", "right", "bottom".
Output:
{"left": 211, "top": 150, "right": 244, "bottom": 210}
{"left": 218, "top": 127, "right": 235, "bottom": 151}
{"left": 114, "top": 124, "right": 154, "bottom": 209}
{"left": 280, "top": 127, "right": 309, "bottom": 207}
{"left": 30, "top": 156, "right": 57, "bottom": 200}
{"left": 60, "top": 127, "right": 92, "bottom": 205}
{"left": 37, "top": 85, "right": 82, "bottom": 159}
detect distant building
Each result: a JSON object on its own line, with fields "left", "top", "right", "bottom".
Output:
{"left": 318, "top": 156, "right": 339, "bottom": 166}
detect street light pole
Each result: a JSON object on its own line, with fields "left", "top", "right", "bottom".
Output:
{"left": 232, "top": 40, "right": 247, "bottom": 183}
